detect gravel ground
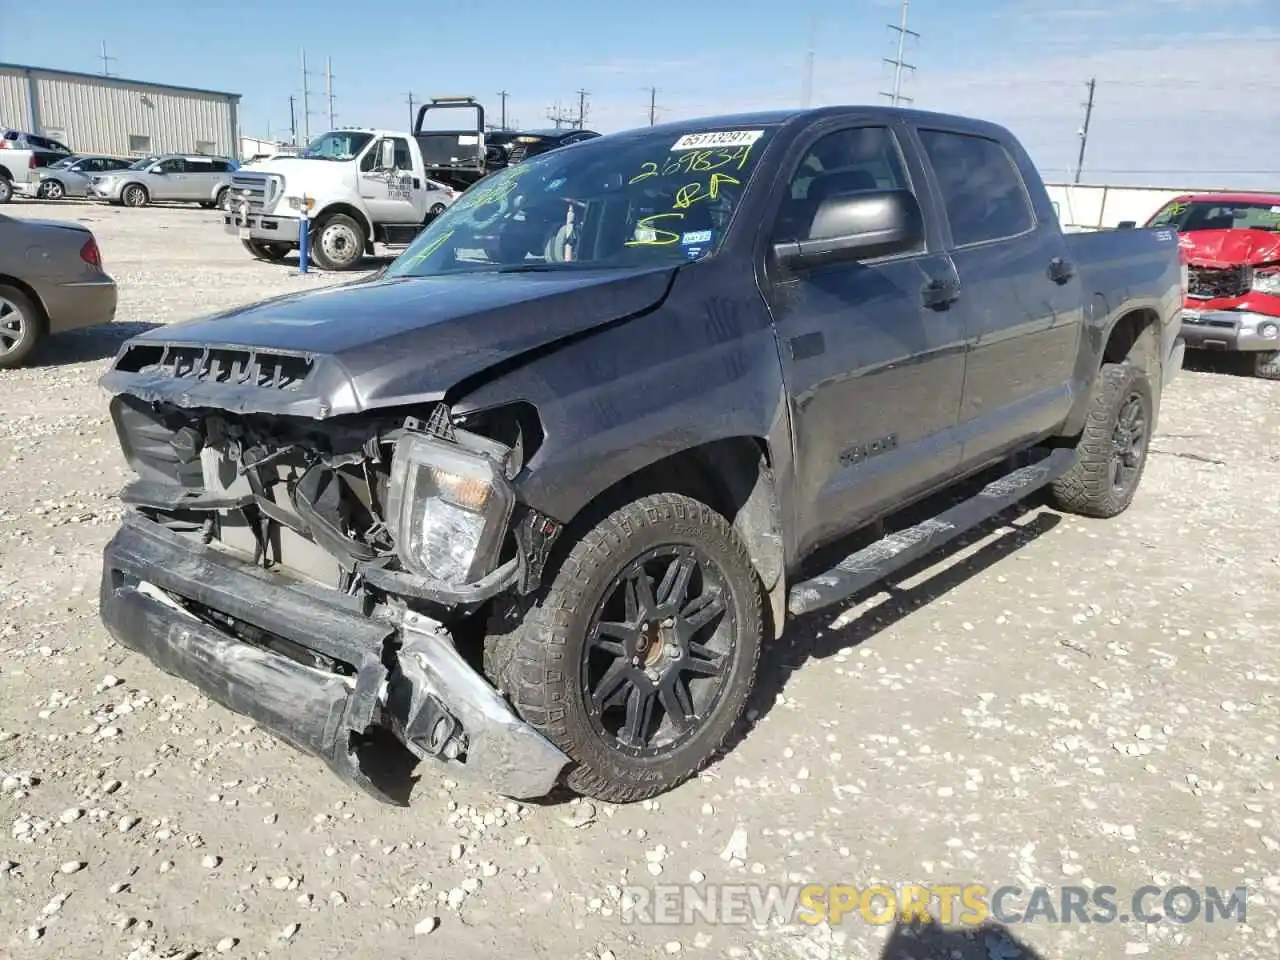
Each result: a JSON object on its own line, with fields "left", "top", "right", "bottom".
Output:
{"left": 1, "top": 200, "right": 1278, "bottom": 960}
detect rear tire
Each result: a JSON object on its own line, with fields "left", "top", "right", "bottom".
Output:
{"left": 1048, "top": 362, "right": 1153, "bottom": 518}
{"left": 0, "top": 177, "right": 12, "bottom": 204}
{"left": 309, "top": 212, "right": 366, "bottom": 271}
{"left": 489, "top": 492, "right": 763, "bottom": 803}
{"left": 0, "top": 285, "right": 47, "bottom": 370}
{"left": 1254, "top": 351, "right": 1280, "bottom": 381}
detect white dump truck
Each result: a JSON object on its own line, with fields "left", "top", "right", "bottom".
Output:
{"left": 224, "top": 97, "right": 489, "bottom": 270}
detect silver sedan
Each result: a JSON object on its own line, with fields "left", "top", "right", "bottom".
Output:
{"left": 18, "top": 155, "right": 135, "bottom": 200}
{"left": 0, "top": 213, "right": 118, "bottom": 369}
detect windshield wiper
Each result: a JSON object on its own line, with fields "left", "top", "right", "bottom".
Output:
{"left": 496, "top": 262, "right": 589, "bottom": 273}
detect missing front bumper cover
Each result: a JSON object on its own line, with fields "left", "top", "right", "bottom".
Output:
{"left": 98, "top": 513, "right": 569, "bottom": 803}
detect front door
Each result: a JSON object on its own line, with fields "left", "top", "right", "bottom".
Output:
{"left": 760, "top": 123, "right": 968, "bottom": 558}
{"left": 151, "top": 157, "right": 188, "bottom": 200}
{"left": 913, "top": 127, "right": 1083, "bottom": 470}
{"left": 183, "top": 157, "right": 219, "bottom": 201}
{"left": 360, "top": 137, "right": 421, "bottom": 224}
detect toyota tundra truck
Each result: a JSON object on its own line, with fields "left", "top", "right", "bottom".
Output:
{"left": 98, "top": 106, "right": 1185, "bottom": 806}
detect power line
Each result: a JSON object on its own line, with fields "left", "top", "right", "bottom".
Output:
{"left": 300, "top": 49, "right": 315, "bottom": 143}
{"left": 98, "top": 41, "right": 116, "bottom": 78}
{"left": 880, "top": 0, "right": 918, "bottom": 106}
{"left": 547, "top": 100, "right": 575, "bottom": 128}
{"left": 1073, "top": 77, "right": 1096, "bottom": 185}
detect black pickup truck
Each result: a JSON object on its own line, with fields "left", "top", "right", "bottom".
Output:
{"left": 96, "top": 107, "right": 1185, "bottom": 805}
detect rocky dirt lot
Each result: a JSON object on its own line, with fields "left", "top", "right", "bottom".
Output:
{"left": 1, "top": 201, "right": 1278, "bottom": 960}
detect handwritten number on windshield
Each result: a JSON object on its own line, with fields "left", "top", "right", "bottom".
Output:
{"left": 629, "top": 145, "right": 755, "bottom": 185}
{"left": 673, "top": 173, "right": 741, "bottom": 209}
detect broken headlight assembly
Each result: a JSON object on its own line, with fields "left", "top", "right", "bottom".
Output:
{"left": 1251, "top": 266, "right": 1280, "bottom": 297}
{"left": 384, "top": 429, "right": 515, "bottom": 586}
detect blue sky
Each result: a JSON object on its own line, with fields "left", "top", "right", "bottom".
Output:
{"left": 2, "top": 0, "right": 1278, "bottom": 188}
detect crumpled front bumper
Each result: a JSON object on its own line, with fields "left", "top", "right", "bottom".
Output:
{"left": 98, "top": 512, "right": 568, "bottom": 804}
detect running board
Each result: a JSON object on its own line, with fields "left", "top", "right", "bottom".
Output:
{"left": 786, "top": 447, "right": 1076, "bottom": 617}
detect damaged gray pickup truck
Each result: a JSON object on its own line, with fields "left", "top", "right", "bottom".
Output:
{"left": 98, "top": 106, "right": 1184, "bottom": 806}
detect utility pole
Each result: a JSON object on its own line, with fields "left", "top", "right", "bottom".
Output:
{"left": 1074, "top": 77, "right": 1096, "bottom": 184}
{"left": 325, "top": 57, "right": 337, "bottom": 129}
{"left": 495, "top": 90, "right": 509, "bottom": 130}
{"left": 300, "top": 49, "right": 313, "bottom": 143}
{"left": 800, "top": 13, "right": 816, "bottom": 108}
{"left": 575, "top": 89, "right": 590, "bottom": 130}
{"left": 288, "top": 95, "right": 297, "bottom": 147}
{"left": 546, "top": 101, "right": 575, "bottom": 129}
{"left": 406, "top": 93, "right": 416, "bottom": 129}
{"left": 879, "top": 0, "right": 918, "bottom": 106}
{"left": 647, "top": 86, "right": 658, "bottom": 125}
{"left": 99, "top": 41, "right": 116, "bottom": 77}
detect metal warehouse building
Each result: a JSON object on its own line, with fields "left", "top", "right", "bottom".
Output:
{"left": 0, "top": 62, "right": 240, "bottom": 161}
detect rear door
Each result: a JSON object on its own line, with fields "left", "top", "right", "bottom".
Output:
{"left": 911, "top": 126, "right": 1083, "bottom": 472}
{"left": 184, "top": 157, "right": 219, "bottom": 200}
{"left": 760, "top": 121, "right": 967, "bottom": 556}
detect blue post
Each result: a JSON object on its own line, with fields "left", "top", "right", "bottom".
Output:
{"left": 297, "top": 196, "right": 310, "bottom": 275}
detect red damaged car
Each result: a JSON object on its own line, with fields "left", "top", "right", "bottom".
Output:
{"left": 1141, "top": 193, "right": 1280, "bottom": 380}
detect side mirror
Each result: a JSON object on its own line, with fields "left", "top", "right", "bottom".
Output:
{"left": 378, "top": 140, "right": 396, "bottom": 170}
{"left": 773, "top": 188, "right": 924, "bottom": 269}
{"left": 149, "top": 166, "right": 166, "bottom": 175}
{"left": 1116, "top": 220, "right": 1137, "bottom": 229}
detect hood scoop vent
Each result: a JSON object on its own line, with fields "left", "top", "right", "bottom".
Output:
{"left": 115, "top": 342, "right": 314, "bottom": 392}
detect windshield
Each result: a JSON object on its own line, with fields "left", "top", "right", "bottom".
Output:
{"left": 1148, "top": 199, "right": 1280, "bottom": 232}
{"left": 300, "top": 131, "right": 374, "bottom": 161}
{"left": 127, "top": 156, "right": 157, "bottom": 170}
{"left": 388, "top": 125, "right": 778, "bottom": 277}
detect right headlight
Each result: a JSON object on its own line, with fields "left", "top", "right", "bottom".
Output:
{"left": 384, "top": 430, "right": 515, "bottom": 586}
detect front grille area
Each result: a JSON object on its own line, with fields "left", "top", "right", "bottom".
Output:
{"left": 230, "top": 172, "right": 276, "bottom": 215}
{"left": 115, "top": 342, "right": 314, "bottom": 392}
{"left": 1187, "top": 265, "right": 1250, "bottom": 300}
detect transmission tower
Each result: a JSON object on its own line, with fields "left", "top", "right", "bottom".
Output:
{"left": 546, "top": 100, "right": 576, "bottom": 128}
{"left": 647, "top": 86, "right": 660, "bottom": 125}
{"left": 98, "top": 41, "right": 117, "bottom": 77}
{"left": 299, "top": 50, "right": 317, "bottom": 142}
{"left": 495, "top": 90, "right": 510, "bottom": 130}
{"left": 324, "top": 57, "right": 337, "bottom": 129}
{"left": 879, "top": 0, "right": 918, "bottom": 106}
{"left": 575, "top": 89, "right": 590, "bottom": 129}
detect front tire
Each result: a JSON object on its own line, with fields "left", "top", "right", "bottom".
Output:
{"left": 491, "top": 493, "right": 763, "bottom": 803}
{"left": 40, "top": 179, "right": 65, "bottom": 200}
{"left": 122, "top": 184, "right": 148, "bottom": 207}
{"left": 1048, "top": 362, "right": 1154, "bottom": 518}
{"left": 310, "top": 212, "right": 366, "bottom": 271}
{"left": 1254, "top": 351, "right": 1280, "bottom": 381}
{"left": 0, "top": 177, "right": 12, "bottom": 204}
{"left": 241, "top": 239, "right": 291, "bottom": 262}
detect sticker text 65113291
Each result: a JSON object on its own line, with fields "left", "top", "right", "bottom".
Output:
{"left": 670, "top": 130, "right": 764, "bottom": 151}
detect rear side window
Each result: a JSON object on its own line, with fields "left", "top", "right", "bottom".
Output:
{"left": 918, "top": 129, "right": 1033, "bottom": 247}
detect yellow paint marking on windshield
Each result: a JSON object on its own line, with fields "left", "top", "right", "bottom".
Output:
{"left": 624, "top": 213, "right": 684, "bottom": 246}
{"left": 402, "top": 229, "right": 455, "bottom": 267}
{"left": 673, "top": 173, "right": 741, "bottom": 210}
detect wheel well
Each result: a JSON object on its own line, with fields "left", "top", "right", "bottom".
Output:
{"left": 560, "top": 437, "right": 788, "bottom": 640}
{"left": 1103, "top": 307, "right": 1163, "bottom": 426}
{"left": 1104, "top": 309, "right": 1160, "bottom": 371}
{"left": 0, "top": 274, "right": 50, "bottom": 325}
{"left": 314, "top": 203, "right": 373, "bottom": 250}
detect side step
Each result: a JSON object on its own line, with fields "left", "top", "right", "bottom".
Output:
{"left": 786, "top": 447, "right": 1076, "bottom": 617}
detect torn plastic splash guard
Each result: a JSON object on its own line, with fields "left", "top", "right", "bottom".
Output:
{"left": 98, "top": 511, "right": 570, "bottom": 802}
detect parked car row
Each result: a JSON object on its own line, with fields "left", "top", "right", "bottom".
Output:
{"left": 1, "top": 133, "right": 240, "bottom": 210}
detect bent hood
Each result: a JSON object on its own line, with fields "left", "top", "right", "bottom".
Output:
{"left": 99, "top": 265, "right": 677, "bottom": 418}
{"left": 1179, "top": 228, "right": 1280, "bottom": 268}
